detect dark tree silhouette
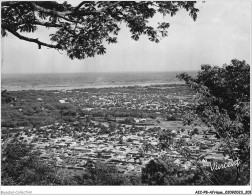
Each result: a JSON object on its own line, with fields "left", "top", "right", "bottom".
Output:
{"left": 2, "top": 1, "right": 199, "bottom": 59}
{"left": 1, "top": 89, "right": 16, "bottom": 103}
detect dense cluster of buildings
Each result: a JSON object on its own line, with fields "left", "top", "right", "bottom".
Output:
{"left": 2, "top": 85, "right": 233, "bottom": 175}
{"left": 57, "top": 85, "right": 194, "bottom": 119}
{"left": 4, "top": 119, "right": 229, "bottom": 175}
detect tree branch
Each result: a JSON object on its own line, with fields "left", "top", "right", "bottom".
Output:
{"left": 4, "top": 26, "right": 61, "bottom": 49}
{"left": 72, "top": 1, "right": 121, "bottom": 15}
{"left": 30, "top": 1, "right": 121, "bottom": 18}
{"left": 32, "top": 21, "right": 63, "bottom": 28}
{"left": 96, "top": 1, "right": 121, "bottom": 13}
{"left": 73, "top": 1, "right": 86, "bottom": 12}
{"left": 29, "top": 3, "right": 75, "bottom": 23}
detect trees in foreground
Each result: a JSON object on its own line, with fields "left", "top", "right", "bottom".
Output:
{"left": 176, "top": 59, "right": 250, "bottom": 185}
{"left": 2, "top": 1, "right": 199, "bottom": 59}
{"left": 73, "top": 161, "right": 141, "bottom": 185}
{"left": 1, "top": 139, "right": 60, "bottom": 185}
{"left": 177, "top": 59, "right": 250, "bottom": 165}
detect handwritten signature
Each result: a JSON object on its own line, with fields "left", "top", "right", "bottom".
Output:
{"left": 210, "top": 158, "right": 241, "bottom": 171}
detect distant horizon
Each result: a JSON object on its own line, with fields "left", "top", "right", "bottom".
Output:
{"left": 1, "top": 70, "right": 189, "bottom": 91}
{"left": 1, "top": 70, "right": 199, "bottom": 75}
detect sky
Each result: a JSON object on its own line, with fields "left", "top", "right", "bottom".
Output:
{"left": 1, "top": 1, "right": 251, "bottom": 74}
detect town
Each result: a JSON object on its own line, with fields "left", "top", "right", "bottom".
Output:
{"left": 1, "top": 84, "right": 232, "bottom": 177}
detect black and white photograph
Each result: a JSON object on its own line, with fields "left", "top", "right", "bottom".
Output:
{"left": 1, "top": 0, "right": 251, "bottom": 194}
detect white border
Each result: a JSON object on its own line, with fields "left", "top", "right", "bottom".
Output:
{"left": 1, "top": 0, "right": 251, "bottom": 194}
{"left": 1, "top": 186, "right": 252, "bottom": 195}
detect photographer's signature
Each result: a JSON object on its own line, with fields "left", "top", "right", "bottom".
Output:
{"left": 210, "top": 158, "right": 241, "bottom": 171}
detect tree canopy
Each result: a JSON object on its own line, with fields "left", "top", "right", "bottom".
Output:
{"left": 177, "top": 59, "right": 250, "bottom": 184}
{"left": 1, "top": 1, "right": 199, "bottom": 59}
{"left": 1, "top": 139, "right": 59, "bottom": 185}
{"left": 178, "top": 59, "right": 250, "bottom": 121}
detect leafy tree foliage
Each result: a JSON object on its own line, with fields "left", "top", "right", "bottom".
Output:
{"left": 124, "top": 116, "right": 135, "bottom": 124}
{"left": 158, "top": 129, "right": 176, "bottom": 150}
{"left": 73, "top": 161, "right": 135, "bottom": 185}
{"left": 176, "top": 59, "right": 250, "bottom": 185}
{"left": 1, "top": 89, "right": 16, "bottom": 103}
{"left": 2, "top": 1, "right": 199, "bottom": 59}
{"left": 178, "top": 59, "right": 249, "bottom": 121}
{"left": 1, "top": 139, "right": 59, "bottom": 185}
{"left": 142, "top": 158, "right": 207, "bottom": 185}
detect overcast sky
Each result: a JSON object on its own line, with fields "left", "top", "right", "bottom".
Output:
{"left": 1, "top": 1, "right": 251, "bottom": 74}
